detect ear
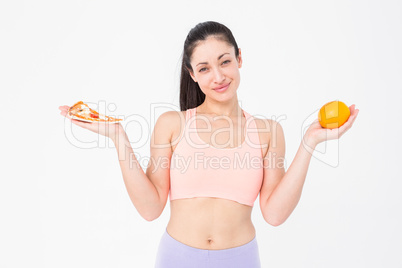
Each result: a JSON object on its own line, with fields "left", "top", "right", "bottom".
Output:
{"left": 188, "top": 69, "right": 197, "bottom": 83}
{"left": 237, "top": 48, "right": 243, "bottom": 68}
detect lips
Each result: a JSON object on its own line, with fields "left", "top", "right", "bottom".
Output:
{"left": 213, "top": 83, "right": 230, "bottom": 92}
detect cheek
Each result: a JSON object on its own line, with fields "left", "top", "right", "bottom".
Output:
{"left": 230, "top": 65, "right": 241, "bottom": 75}
{"left": 197, "top": 74, "right": 212, "bottom": 85}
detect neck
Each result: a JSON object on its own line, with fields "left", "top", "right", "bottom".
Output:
{"left": 197, "top": 97, "right": 242, "bottom": 118}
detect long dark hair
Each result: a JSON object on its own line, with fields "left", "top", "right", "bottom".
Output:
{"left": 179, "top": 21, "right": 240, "bottom": 111}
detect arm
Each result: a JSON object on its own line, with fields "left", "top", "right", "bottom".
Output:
{"left": 112, "top": 112, "right": 174, "bottom": 221}
{"left": 260, "top": 126, "right": 314, "bottom": 227}
{"left": 260, "top": 105, "right": 359, "bottom": 226}
{"left": 59, "top": 105, "right": 174, "bottom": 222}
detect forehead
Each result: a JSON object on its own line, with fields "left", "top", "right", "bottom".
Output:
{"left": 191, "top": 37, "right": 235, "bottom": 63}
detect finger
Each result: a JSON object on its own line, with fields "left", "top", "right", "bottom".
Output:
{"left": 345, "top": 107, "right": 359, "bottom": 124}
{"left": 347, "top": 109, "right": 359, "bottom": 125}
{"left": 337, "top": 114, "right": 354, "bottom": 133}
{"left": 349, "top": 104, "right": 356, "bottom": 114}
{"left": 344, "top": 114, "right": 356, "bottom": 130}
{"left": 338, "top": 109, "right": 359, "bottom": 136}
{"left": 324, "top": 106, "right": 358, "bottom": 139}
{"left": 60, "top": 109, "right": 74, "bottom": 118}
{"left": 59, "top": 105, "right": 70, "bottom": 111}
{"left": 352, "top": 108, "right": 359, "bottom": 118}
{"left": 59, "top": 109, "right": 70, "bottom": 115}
{"left": 349, "top": 109, "right": 359, "bottom": 125}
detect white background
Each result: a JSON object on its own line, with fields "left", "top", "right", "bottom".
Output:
{"left": 1, "top": 0, "right": 401, "bottom": 267}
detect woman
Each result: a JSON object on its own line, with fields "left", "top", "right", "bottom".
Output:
{"left": 59, "top": 21, "right": 359, "bottom": 267}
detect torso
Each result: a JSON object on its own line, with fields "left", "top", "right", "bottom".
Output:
{"left": 167, "top": 108, "right": 270, "bottom": 250}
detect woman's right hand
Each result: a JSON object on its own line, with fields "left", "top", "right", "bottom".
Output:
{"left": 59, "top": 105, "right": 124, "bottom": 142}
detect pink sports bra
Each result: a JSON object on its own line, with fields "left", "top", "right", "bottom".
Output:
{"left": 169, "top": 107, "right": 264, "bottom": 207}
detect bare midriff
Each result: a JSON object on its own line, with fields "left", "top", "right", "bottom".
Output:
{"left": 166, "top": 197, "right": 256, "bottom": 250}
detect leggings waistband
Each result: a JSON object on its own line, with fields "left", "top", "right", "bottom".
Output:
{"left": 162, "top": 228, "right": 259, "bottom": 261}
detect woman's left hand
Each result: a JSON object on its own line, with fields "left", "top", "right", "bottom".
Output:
{"left": 303, "top": 104, "right": 360, "bottom": 147}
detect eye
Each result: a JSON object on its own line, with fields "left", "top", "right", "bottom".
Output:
{"left": 222, "top": 60, "right": 231, "bottom": 65}
{"left": 199, "top": 67, "right": 208, "bottom": 73}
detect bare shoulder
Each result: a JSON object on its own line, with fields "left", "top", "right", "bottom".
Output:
{"left": 252, "top": 117, "right": 285, "bottom": 158}
{"left": 251, "top": 117, "right": 271, "bottom": 158}
{"left": 157, "top": 110, "right": 185, "bottom": 124}
{"left": 155, "top": 110, "right": 186, "bottom": 150}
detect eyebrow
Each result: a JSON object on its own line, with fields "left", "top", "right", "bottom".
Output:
{"left": 196, "top": 53, "right": 230, "bottom": 66}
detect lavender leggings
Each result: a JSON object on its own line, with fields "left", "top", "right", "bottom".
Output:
{"left": 154, "top": 228, "right": 261, "bottom": 268}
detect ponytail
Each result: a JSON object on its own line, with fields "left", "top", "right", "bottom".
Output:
{"left": 179, "top": 56, "right": 205, "bottom": 111}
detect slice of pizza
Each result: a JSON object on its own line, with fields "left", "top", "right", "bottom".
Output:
{"left": 68, "top": 101, "right": 122, "bottom": 123}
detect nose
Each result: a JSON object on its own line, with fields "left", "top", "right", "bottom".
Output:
{"left": 212, "top": 68, "right": 225, "bottom": 84}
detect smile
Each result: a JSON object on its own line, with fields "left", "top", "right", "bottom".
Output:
{"left": 213, "top": 83, "right": 230, "bottom": 92}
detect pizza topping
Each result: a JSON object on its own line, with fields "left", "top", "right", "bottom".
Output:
{"left": 68, "top": 101, "right": 122, "bottom": 122}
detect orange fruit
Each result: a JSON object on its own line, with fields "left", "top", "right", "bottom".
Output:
{"left": 318, "top": 101, "right": 350, "bottom": 129}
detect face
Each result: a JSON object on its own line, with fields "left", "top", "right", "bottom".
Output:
{"left": 189, "top": 37, "right": 242, "bottom": 99}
